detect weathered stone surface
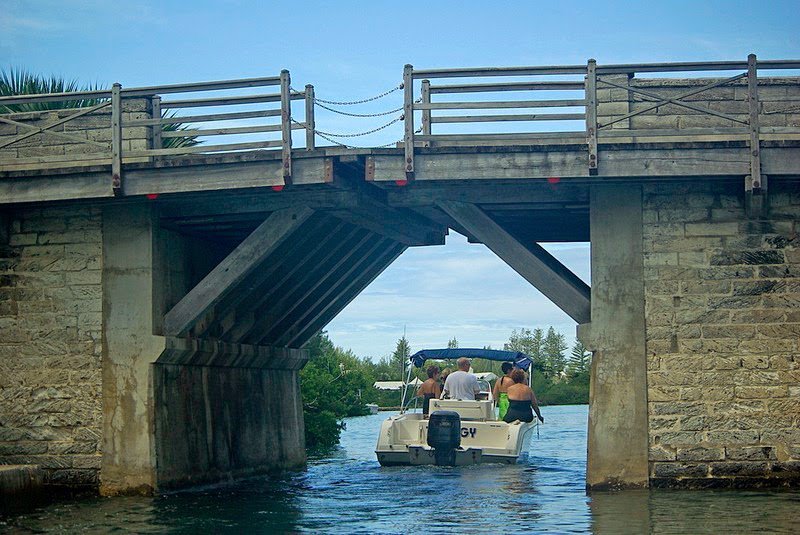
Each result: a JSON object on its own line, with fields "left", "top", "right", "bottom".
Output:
{"left": 645, "top": 182, "right": 800, "bottom": 487}
{"left": 0, "top": 205, "right": 103, "bottom": 487}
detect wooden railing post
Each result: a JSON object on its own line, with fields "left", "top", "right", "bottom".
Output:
{"left": 304, "top": 84, "right": 315, "bottom": 151}
{"left": 150, "top": 95, "right": 162, "bottom": 157}
{"left": 586, "top": 59, "right": 598, "bottom": 175}
{"left": 111, "top": 83, "right": 122, "bottom": 195}
{"left": 403, "top": 64, "right": 415, "bottom": 179}
{"left": 746, "top": 53, "right": 765, "bottom": 217}
{"left": 280, "top": 69, "right": 292, "bottom": 181}
{"left": 421, "top": 79, "right": 431, "bottom": 137}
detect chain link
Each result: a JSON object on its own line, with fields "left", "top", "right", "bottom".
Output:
{"left": 308, "top": 116, "right": 403, "bottom": 138}
{"left": 314, "top": 100, "right": 403, "bottom": 117}
{"left": 292, "top": 118, "right": 401, "bottom": 149}
{"left": 307, "top": 83, "right": 403, "bottom": 106}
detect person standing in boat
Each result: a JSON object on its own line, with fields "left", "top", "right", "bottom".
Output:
{"left": 503, "top": 368, "right": 544, "bottom": 424}
{"left": 417, "top": 365, "right": 441, "bottom": 417}
{"left": 441, "top": 357, "right": 481, "bottom": 400}
{"left": 492, "top": 362, "right": 514, "bottom": 420}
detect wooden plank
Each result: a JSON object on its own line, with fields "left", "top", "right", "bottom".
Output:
{"left": 586, "top": 59, "right": 598, "bottom": 173}
{"left": 403, "top": 64, "right": 415, "bottom": 178}
{"left": 748, "top": 54, "right": 763, "bottom": 191}
{"left": 0, "top": 172, "right": 113, "bottom": 204}
{"left": 161, "top": 92, "right": 302, "bottom": 109}
{"left": 416, "top": 132, "right": 585, "bottom": 142}
{"left": 279, "top": 241, "right": 406, "bottom": 347}
{"left": 163, "top": 206, "right": 314, "bottom": 336}
{"left": 123, "top": 156, "right": 330, "bottom": 195}
{"left": 120, "top": 75, "right": 281, "bottom": 97}
{"left": 417, "top": 99, "right": 586, "bottom": 110}
{"left": 219, "top": 222, "right": 361, "bottom": 340}
{"left": 111, "top": 83, "right": 122, "bottom": 194}
{"left": 305, "top": 84, "right": 315, "bottom": 150}
{"left": 126, "top": 109, "right": 281, "bottom": 127}
{"left": 432, "top": 113, "right": 584, "bottom": 123}
{"left": 280, "top": 69, "right": 293, "bottom": 181}
{"left": 0, "top": 89, "right": 110, "bottom": 105}
{"left": 370, "top": 151, "right": 588, "bottom": 181}
{"left": 421, "top": 79, "right": 431, "bottom": 136}
{"left": 232, "top": 229, "right": 378, "bottom": 343}
{"left": 150, "top": 96, "right": 162, "bottom": 152}
{"left": 125, "top": 140, "right": 282, "bottom": 158}
{"left": 429, "top": 81, "right": 585, "bottom": 94}
{"left": 596, "top": 60, "right": 750, "bottom": 75}
{"left": 159, "top": 123, "right": 283, "bottom": 137}
{"left": 198, "top": 215, "right": 343, "bottom": 339}
{"left": 438, "top": 201, "right": 590, "bottom": 323}
{"left": 413, "top": 65, "right": 586, "bottom": 78}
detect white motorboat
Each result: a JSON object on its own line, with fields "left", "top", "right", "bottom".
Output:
{"left": 375, "top": 348, "right": 538, "bottom": 466}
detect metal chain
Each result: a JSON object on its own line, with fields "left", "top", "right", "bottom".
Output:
{"left": 292, "top": 118, "right": 401, "bottom": 149}
{"left": 311, "top": 116, "right": 403, "bottom": 138}
{"left": 314, "top": 100, "right": 403, "bottom": 117}
{"left": 308, "top": 84, "right": 403, "bottom": 106}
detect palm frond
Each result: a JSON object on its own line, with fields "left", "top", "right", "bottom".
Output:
{"left": 0, "top": 66, "right": 106, "bottom": 113}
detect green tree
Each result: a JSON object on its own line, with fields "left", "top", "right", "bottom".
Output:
{"left": 391, "top": 335, "right": 411, "bottom": 380}
{"left": 447, "top": 337, "right": 459, "bottom": 349}
{"left": 542, "top": 327, "right": 568, "bottom": 378}
{"left": 504, "top": 327, "right": 545, "bottom": 372}
{"left": 566, "top": 340, "right": 592, "bottom": 378}
{"left": 300, "top": 332, "right": 375, "bottom": 450}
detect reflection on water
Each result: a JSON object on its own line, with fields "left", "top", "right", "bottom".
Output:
{"left": 2, "top": 405, "right": 799, "bottom": 533}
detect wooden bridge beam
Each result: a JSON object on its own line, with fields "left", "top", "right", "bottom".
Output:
{"left": 438, "top": 200, "right": 591, "bottom": 324}
{"left": 163, "top": 206, "right": 314, "bottom": 336}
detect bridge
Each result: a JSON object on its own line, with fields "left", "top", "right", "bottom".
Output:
{"left": 1, "top": 55, "right": 799, "bottom": 494}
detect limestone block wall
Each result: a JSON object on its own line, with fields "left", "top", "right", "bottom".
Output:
{"left": 597, "top": 76, "right": 800, "bottom": 135}
{"left": 643, "top": 181, "right": 800, "bottom": 487}
{"left": 0, "top": 98, "right": 153, "bottom": 168}
{"left": 0, "top": 205, "right": 104, "bottom": 487}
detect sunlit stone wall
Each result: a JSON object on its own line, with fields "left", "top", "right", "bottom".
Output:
{"left": 643, "top": 181, "right": 800, "bottom": 487}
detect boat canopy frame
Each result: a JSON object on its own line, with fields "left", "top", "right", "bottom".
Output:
{"left": 409, "top": 348, "right": 532, "bottom": 370}
{"left": 399, "top": 348, "right": 533, "bottom": 414}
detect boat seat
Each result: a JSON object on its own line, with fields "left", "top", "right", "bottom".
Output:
{"left": 429, "top": 399, "right": 494, "bottom": 421}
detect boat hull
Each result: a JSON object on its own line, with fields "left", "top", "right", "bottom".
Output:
{"left": 375, "top": 408, "right": 534, "bottom": 467}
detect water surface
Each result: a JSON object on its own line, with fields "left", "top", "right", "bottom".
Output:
{"left": 3, "top": 405, "right": 799, "bottom": 533}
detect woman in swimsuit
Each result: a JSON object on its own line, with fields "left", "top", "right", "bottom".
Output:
{"left": 492, "top": 362, "right": 514, "bottom": 420}
{"left": 417, "top": 365, "right": 441, "bottom": 417}
{"left": 503, "top": 368, "right": 544, "bottom": 424}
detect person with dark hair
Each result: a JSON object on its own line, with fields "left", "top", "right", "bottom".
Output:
{"left": 503, "top": 368, "right": 544, "bottom": 424}
{"left": 417, "top": 365, "right": 441, "bottom": 417}
{"left": 492, "top": 362, "right": 514, "bottom": 420}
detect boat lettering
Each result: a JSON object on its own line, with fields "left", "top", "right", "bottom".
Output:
{"left": 460, "top": 427, "right": 477, "bottom": 438}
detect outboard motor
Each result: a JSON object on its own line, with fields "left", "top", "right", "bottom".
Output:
{"left": 427, "top": 410, "right": 461, "bottom": 466}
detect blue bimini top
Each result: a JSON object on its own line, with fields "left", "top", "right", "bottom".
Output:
{"left": 409, "top": 348, "right": 531, "bottom": 370}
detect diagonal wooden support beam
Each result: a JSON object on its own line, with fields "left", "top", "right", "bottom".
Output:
{"left": 438, "top": 201, "right": 591, "bottom": 324}
{"left": 163, "top": 206, "right": 314, "bottom": 336}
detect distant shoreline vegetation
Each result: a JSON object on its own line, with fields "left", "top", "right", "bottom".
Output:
{"left": 300, "top": 329, "right": 591, "bottom": 451}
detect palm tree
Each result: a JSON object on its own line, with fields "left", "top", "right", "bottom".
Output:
{"left": 0, "top": 67, "right": 198, "bottom": 148}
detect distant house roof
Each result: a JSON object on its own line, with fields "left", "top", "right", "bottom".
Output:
{"left": 373, "top": 378, "right": 422, "bottom": 391}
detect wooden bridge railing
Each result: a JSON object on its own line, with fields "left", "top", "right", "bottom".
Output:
{"left": 403, "top": 55, "right": 800, "bottom": 192}
{"left": 0, "top": 71, "right": 315, "bottom": 191}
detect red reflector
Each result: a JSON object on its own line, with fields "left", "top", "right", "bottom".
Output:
{"left": 146, "top": 194, "right": 159, "bottom": 200}
{"left": 395, "top": 180, "right": 408, "bottom": 187}
{"left": 271, "top": 185, "right": 285, "bottom": 192}
{"left": 547, "top": 177, "right": 560, "bottom": 184}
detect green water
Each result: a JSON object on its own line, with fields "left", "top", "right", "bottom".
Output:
{"left": 3, "top": 405, "right": 799, "bottom": 533}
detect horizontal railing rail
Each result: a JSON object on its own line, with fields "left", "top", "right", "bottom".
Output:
{"left": 402, "top": 55, "right": 800, "bottom": 189}
{"left": 0, "top": 71, "right": 315, "bottom": 192}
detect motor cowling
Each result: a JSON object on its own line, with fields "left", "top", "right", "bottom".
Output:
{"left": 427, "top": 410, "right": 461, "bottom": 465}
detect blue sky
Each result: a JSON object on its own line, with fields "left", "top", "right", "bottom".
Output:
{"left": 3, "top": 0, "right": 798, "bottom": 358}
